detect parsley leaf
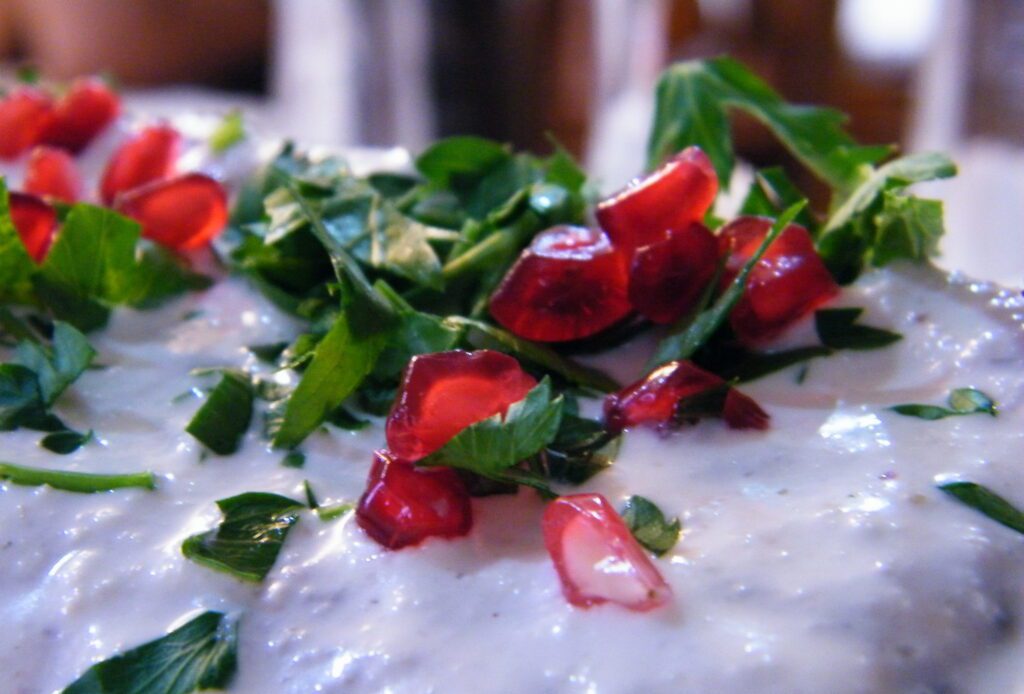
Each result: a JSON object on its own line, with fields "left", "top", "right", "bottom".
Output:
{"left": 182, "top": 492, "right": 303, "bottom": 582}
{"left": 939, "top": 481, "right": 1024, "bottom": 536}
{"left": 531, "top": 413, "right": 619, "bottom": 484}
{"left": 0, "top": 461, "right": 155, "bottom": 492}
{"left": 186, "top": 371, "right": 254, "bottom": 455}
{"left": 891, "top": 387, "right": 997, "bottom": 420}
{"left": 420, "top": 378, "right": 564, "bottom": 477}
{"left": 647, "top": 56, "right": 888, "bottom": 190}
{"left": 621, "top": 495, "right": 681, "bottom": 556}
{"left": 14, "top": 320, "right": 96, "bottom": 404}
{"left": 61, "top": 611, "right": 238, "bottom": 694}
{"left": 40, "top": 428, "right": 92, "bottom": 454}
{"left": 415, "top": 136, "right": 511, "bottom": 189}
{"left": 814, "top": 308, "right": 902, "bottom": 350}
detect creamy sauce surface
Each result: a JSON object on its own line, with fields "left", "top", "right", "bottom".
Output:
{"left": 1, "top": 208, "right": 1024, "bottom": 691}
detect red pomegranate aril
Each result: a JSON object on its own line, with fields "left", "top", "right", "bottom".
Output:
{"left": 387, "top": 350, "right": 537, "bottom": 462}
{"left": 489, "top": 225, "right": 631, "bottom": 342}
{"left": 543, "top": 493, "right": 671, "bottom": 611}
{"left": 603, "top": 359, "right": 769, "bottom": 433}
{"left": 723, "top": 390, "right": 771, "bottom": 430}
{"left": 719, "top": 216, "right": 839, "bottom": 344}
{"left": 0, "top": 88, "right": 54, "bottom": 160}
{"left": 115, "top": 173, "right": 228, "bottom": 250}
{"left": 596, "top": 146, "right": 717, "bottom": 258}
{"left": 24, "top": 146, "right": 82, "bottom": 202}
{"left": 629, "top": 223, "right": 719, "bottom": 324}
{"left": 356, "top": 450, "right": 472, "bottom": 550}
{"left": 39, "top": 77, "right": 120, "bottom": 153}
{"left": 9, "top": 192, "right": 58, "bottom": 263}
{"left": 100, "top": 124, "right": 181, "bottom": 204}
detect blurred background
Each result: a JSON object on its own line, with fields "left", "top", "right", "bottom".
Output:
{"left": 0, "top": 0, "right": 1020, "bottom": 282}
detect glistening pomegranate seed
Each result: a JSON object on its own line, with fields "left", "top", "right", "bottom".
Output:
{"left": 0, "top": 88, "right": 54, "bottom": 160}
{"left": 39, "top": 77, "right": 120, "bottom": 153}
{"left": 9, "top": 192, "right": 58, "bottom": 263}
{"left": 115, "top": 173, "right": 228, "bottom": 250}
{"left": 100, "top": 124, "right": 181, "bottom": 204}
{"left": 596, "top": 146, "right": 717, "bottom": 258}
{"left": 489, "top": 225, "right": 631, "bottom": 342}
{"left": 628, "top": 223, "right": 720, "bottom": 324}
{"left": 386, "top": 350, "right": 537, "bottom": 462}
{"left": 356, "top": 450, "right": 472, "bottom": 550}
{"left": 542, "top": 493, "right": 671, "bottom": 611}
{"left": 24, "top": 146, "right": 82, "bottom": 203}
{"left": 719, "top": 216, "right": 839, "bottom": 344}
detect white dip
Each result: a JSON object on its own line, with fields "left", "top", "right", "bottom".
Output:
{"left": 1, "top": 261, "right": 1023, "bottom": 693}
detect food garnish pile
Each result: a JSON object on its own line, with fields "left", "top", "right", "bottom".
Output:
{"left": 2, "top": 59, "right": 1021, "bottom": 691}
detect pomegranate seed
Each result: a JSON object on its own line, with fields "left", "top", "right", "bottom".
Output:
{"left": 628, "top": 223, "right": 719, "bottom": 324}
{"left": 356, "top": 450, "right": 473, "bottom": 549}
{"left": 543, "top": 493, "right": 671, "bottom": 611}
{"left": 0, "top": 88, "right": 54, "bottom": 160}
{"left": 39, "top": 77, "right": 120, "bottom": 153}
{"left": 596, "top": 146, "right": 717, "bottom": 258}
{"left": 489, "top": 225, "right": 631, "bottom": 342}
{"left": 603, "top": 360, "right": 769, "bottom": 433}
{"left": 115, "top": 173, "right": 228, "bottom": 250}
{"left": 386, "top": 350, "right": 537, "bottom": 461}
{"left": 719, "top": 216, "right": 839, "bottom": 344}
{"left": 24, "top": 146, "right": 82, "bottom": 202}
{"left": 9, "top": 192, "right": 58, "bottom": 263}
{"left": 723, "top": 390, "right": 771, "bottom": 430}
{"left": 100, "top": 124, "right": 180, "bottom": 204}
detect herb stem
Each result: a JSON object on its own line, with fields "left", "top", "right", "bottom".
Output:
{"left": 0, "top": 462, "right": 156, "bottom": 492}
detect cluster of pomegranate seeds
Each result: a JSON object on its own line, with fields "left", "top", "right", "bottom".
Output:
{"left": 719, "top": 216, "right": 839, "bottom": 344}
{"left": 543, "top": 493, "right": 671, "bottom": 611}
{"left": 39, "top": 78, "right": 121, "bottom": 153}
{"left": 24, "top": 146, "right": 82, "bottom": 202}
{"left": 355, "top": 450, "right": 473, "bottom": 550}
{"left": 604, "top": 359, "right": 769, "bottom": 434}
{"left": 100, "top": 124, "right": 181, "bottom": 204}
{"left": 0, "top": 78, "right": 119, "bottom": 160}
{"left": 489, "top": 225, "right": 630, "bottom": 342}
{"left": 115, "top": 173, "right": 228, "bottom": 251}
{"left": 628, "top": 223, "right": 719, "bottom": 324}
{"left": 597, "top": 147, "right": 718, "bottom": 257}
{"left": 9, "top": 192, "right": 57, "bottom": 262}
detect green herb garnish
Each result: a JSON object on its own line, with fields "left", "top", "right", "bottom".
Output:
{"left": 891, "top": 388, "right": 997, "bottom": 421}
{"left": 814, "top": 307, "right": 902, "bottom": 350}
{"left": 186, "top": 371, "right": 255, "bottom": 455}
{"left": 61, "top": 611, "right": 238, "bottom": 694}
{"left": 209, "top": 109, "right": 245, "bottom": 153}
{"left": 621, "top": 495, "right": 682, "bottom": 556}
{"left": 939, "top": 481, "right": 1024, "bottom": 536}
{"left": 182, "top": 492, "right": 304, "bottom": 582}
{"left": 0, "top": 462, "right": 155, "bottom": 492}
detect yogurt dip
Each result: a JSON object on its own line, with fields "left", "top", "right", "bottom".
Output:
{"left": 2, "top": 261, "right": 1023, "bottom": 693}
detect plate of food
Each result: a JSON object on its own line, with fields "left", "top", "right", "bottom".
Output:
{"left": 0, "top": 57, "right": 1022, "bottom": 694}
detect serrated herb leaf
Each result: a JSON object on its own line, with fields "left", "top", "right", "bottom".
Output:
{"left": 182, "top": 492, "right": 303, "bottom": 582}
{"left": 939, "top": 481, "right": 1024, "bottom": 536}
{"left": 647, "top": 57, "right": 887, "bottom": 190}
{"left": 650, "top": 201, "right": 806, "bottom": 368}
{"left": 209, "top": 109, "right": 245, "bottom": 153}
{"left": 814, "top": 307, "right": 902, "bottom": 350}
{"left": 420, "top": 378, "right": 564, "bottom": 477}
{"left": 621, "top": 495, "right": 681, "bottom": 556}
{"left": 186, "top": 372, "right": 254, "bottom": 455}
{"left": 891, "top": 387, "right": 998, "bottom": 421}
{"left": 871, "top": 192, "right": 944, "bottom": 266}
{"left": 14, "top": 320, "right": 95, "bottom": 404}
{"left": 61, "top": 610, "right": 238, "bottom": 694}
{"left": 0, "top": 462, "right": 154, "bottom": 492}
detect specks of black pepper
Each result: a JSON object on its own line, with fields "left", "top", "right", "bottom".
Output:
{"left": 491, "top": 612, "right": 499, "bottom": 618}
{"left": 777, "top": 488, "right": 788, "bottom": 495}
{"left": 879, "top": 470, "right": 897, "bottom": 480}
{"left": 369, "top": 598, "right": 379, "bottom": 606}
{"left": 455, "top": 572, "right": 466, "bottom": 580}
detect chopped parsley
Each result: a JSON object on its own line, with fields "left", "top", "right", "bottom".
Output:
{"left": 62, "top": 611, "right": 238, "bottom": 694}
{"left": 939, "top": 481, "right": 1024, "bottom": 536}
{"left": 621, "top": 495, "right": 682, "bottom": 556}
{"left": 186, "top": 371, "right": 255, "bottom": 455}
{"left": 182, "top": 492, "right": 304, "bottom": 582}
{"left": 891, "top": 388, "right": 997, "bottom": 421}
